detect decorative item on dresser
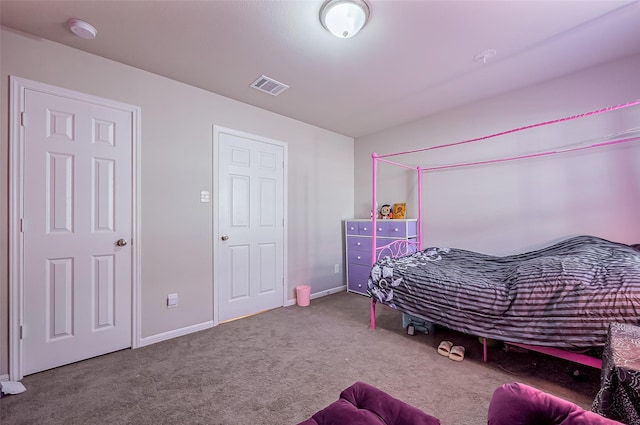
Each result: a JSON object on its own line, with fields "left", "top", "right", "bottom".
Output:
{"left": 344, "top": 219, "right": 417, "bottom": 295}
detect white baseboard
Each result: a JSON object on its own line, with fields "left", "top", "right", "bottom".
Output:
{"left": 141, "top": 286, "right": 346, "bottom": 345}
{"left": 285, "top": 285, "right": 346, "bottom": 306}
{"left": 0, "top": 374, "right": 9, "bottom": 382}
{"left": 139, "top": 321, "right": 214, "bottom": 348}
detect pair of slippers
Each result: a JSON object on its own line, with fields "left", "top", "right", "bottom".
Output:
{"left": 437, "top": 340, "right": 465, "bottom": 361}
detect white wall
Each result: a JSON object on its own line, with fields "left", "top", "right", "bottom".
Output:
{"left": 0, "top": 27, "right": 354, "bottom": 376}
{"left": 355, "top": 54, "right": 640, "bottom": 255}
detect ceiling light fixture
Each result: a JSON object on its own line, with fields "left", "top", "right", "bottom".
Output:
{"left": 320, "top": 0, "right": 370, "bottom": 39}
{"left": 68, "top": 18, "right": 97, "bottom": 40}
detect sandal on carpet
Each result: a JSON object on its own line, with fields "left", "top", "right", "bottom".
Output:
{"left": 449, "top": 345, "right": 465, "bottom": 362}
{"left": 437, "top": 340, "right": 453, "bottom": 356}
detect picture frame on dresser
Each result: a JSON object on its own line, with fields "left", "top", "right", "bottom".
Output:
{"left": 393, "top": 203, "right": 406, "bottom": 219}
{"left": 344, "top": 219, "right": 418, "bottom": 296}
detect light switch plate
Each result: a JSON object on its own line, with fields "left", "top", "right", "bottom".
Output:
{"left": 200, "top": 191, "right": 210, "bottom": 203}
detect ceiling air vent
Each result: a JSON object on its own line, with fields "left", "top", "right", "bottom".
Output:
{"left": 250, "top": 75, "right": 289, "bottom": 96}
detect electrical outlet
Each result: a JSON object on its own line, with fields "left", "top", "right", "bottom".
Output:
{"left": 334, "top": 263, "right": 340, "bottom": 273}
{"left": 167, "top": 293, "right": 178, "bottom": 308}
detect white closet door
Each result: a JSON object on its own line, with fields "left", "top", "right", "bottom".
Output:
{"left": 21, "top": 88, "right": 133, "bottom": 375}
{"left": 216, "top": 129, "right": 285, "bottom": 322}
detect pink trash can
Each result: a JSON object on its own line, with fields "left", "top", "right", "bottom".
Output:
{"left": 296, "top": 285, "right": 311, "bottom": 307}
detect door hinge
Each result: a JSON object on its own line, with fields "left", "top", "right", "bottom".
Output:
{"left": 20, "top": 218, "right": 24, "bottom": 232}
{"left": 21, "top": 112, "right": 26, "bottom": 126}
{"left": 20, "top": 325, "right": 24, "bottom": 339}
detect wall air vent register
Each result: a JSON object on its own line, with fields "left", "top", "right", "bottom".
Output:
{"left": 250, "top": 75, "right": 289, "bottom": 96}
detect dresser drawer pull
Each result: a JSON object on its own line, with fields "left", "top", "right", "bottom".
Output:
{"left": 357, "top": 256, "right": 361, "bottom": 260}
{"left": 378, "top": 227, "right": 383, "bottom": 231}
{"left": 356, "top": 242, "right": 361, "bottom": 246}
{"left": 394, "top": 228, "right": 399, "bottom": 232}
{"left": 349, "top": 226, "right": 355, "bottom": 231}
{"left": 362, "top": 227, "right": 368, "bottom": 231}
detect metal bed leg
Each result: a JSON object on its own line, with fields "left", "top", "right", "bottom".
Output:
{"left": 483, "top": 337, "right": 488, "bottom": 362}
{"left": 370, "top": 299, "right": 376, "bottom": 329}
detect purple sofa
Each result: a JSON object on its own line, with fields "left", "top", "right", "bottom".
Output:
{"left": 297, "top": 381, "right": 440, "bottom": 425}
{"left": 488, "top": 383, "right": 624, "bottom": 425}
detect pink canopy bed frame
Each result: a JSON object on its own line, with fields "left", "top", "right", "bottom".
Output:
{"left": 368, "top": 100, "right": 640, "bottom": 368}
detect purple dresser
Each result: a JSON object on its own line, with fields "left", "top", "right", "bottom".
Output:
{"left": 344, "top": 219, "right": 417, "bottom": 295}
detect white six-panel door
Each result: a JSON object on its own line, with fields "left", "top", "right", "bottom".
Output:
{"left": 14, "top": 81, "right": 136, "bottom": 376}
{"left": 215, "top": 128, "right": 286, "bottom": 323}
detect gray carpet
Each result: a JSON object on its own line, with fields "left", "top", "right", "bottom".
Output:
{"left": 0, "top": 292, "right": 601, "bottom": 424}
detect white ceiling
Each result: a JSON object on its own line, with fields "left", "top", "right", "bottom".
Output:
{"left": 2, "top": 0, "right": 640, "bottom": 138}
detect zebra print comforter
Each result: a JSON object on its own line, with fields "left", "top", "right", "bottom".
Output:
{"left": 368, "top": 235, "right": 640, "bottom": 348}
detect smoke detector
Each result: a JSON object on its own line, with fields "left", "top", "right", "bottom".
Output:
{"left": 68, "top": 19, "right": 97, "bottom": 40}
{"left": 473, "top": 49, "right": 497, "bottom": 64}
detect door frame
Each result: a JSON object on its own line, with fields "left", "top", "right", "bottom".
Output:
{"left": 8, "top": 76, "right": 142, "bottom": 380}
{"left": 212, "top": 125, "right": 288, "bottom": 326}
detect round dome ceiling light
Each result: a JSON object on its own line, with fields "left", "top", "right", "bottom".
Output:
{"left": 320, "top": 0, "right": 370, "bottom": 39}
{"left": 68, "top": 18, "right": 97, "bottom": 40}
